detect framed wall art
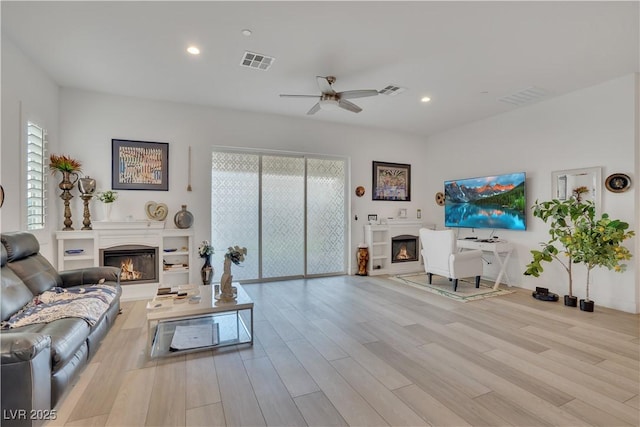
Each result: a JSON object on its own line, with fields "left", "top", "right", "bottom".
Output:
{"left": 372, "top": 161, "right": 411, "bottom": 201}
{"left": 112, "top": 139, "right": 169, "bottom": 191}
{"left": 605, "top": 173, "right": 631, "bottom": 193}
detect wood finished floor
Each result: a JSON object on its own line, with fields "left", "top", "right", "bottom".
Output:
{"left": 47, "top": 275, "right": 639, "bottom": 427}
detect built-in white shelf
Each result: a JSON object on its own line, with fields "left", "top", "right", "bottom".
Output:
{"left": 56, "top": 222, "right": 194, "bottom": 286}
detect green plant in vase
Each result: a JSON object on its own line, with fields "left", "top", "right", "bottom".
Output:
{"left": 96, "top": 190, "right": 118, "bottom": 203}
{"left": 524, "top": 187, "right": 592, "bottom": 306}
{"left": 198, "top": 240, "right": 215, "bottom": 286}
{"left": 568, "top": 203, "right": 634, "bottom": 311}
{"left": 96, "top": 190, "right": 118, "bottom": 221}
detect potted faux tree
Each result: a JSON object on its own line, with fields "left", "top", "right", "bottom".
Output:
{"left": 568, "top": 203, "right": 634, "bottom": 312}
{"left": 524, "top": 188, "right": 592, "bottom": 306}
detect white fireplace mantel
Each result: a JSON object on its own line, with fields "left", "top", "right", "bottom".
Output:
{"left": 56, "top": 222, "right": 194, "bottom": 301}
{"left": 363, "top": 220, "right": 434, "bottom": 276}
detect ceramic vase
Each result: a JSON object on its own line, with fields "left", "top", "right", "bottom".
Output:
{"left": 201, "top": 256, "right": 213, "bottom": 286}
{"left": 174, "top": 205, "right": 194, "bottom": 229}
{"left": 103, "top": 203, "right": 113, "bottom": 221}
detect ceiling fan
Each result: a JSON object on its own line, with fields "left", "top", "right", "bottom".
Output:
{"left": 280, "top": 76, "right": 379, "bottom": 115}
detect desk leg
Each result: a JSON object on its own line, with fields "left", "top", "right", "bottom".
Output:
{"left": 493, "top": 249, "right": 512, "bottom": 290}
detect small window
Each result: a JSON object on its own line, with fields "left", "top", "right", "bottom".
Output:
{"left": 26, "top": 121, "right": 47, "bottom": 230}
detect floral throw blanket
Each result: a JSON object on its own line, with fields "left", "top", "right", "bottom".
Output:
{"left": 2, "top": 284, "right": 117, "bottom": 329}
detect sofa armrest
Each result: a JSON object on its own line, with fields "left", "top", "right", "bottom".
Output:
{"left": 1, "top": 332, "right": 50, "bottom": 364}
{"left": 59, "top": 266, "right": 121, "bottom": 288}
{"left": 1, "top": 332, "right": 52, "bottom": 423}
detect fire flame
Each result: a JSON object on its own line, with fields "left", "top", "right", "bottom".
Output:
{"left": 120, "top": 258, "right": 143, "bottom": 281}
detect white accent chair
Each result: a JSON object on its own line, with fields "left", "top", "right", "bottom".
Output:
{"left": 419, "top": 228, "right": 483, "bottom": 292}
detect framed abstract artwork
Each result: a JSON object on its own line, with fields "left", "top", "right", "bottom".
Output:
{"left": 372, "top": 161, "right": 411, "bottom": 201}
{"left": 112, "top": 139, "right": 169, "bottom": 191}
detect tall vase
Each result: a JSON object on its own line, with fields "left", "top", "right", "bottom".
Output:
{"left": 103, "top": 203, "right": 113, "bottom": 221}
{"left": 59, "top": 171, "right": 79, "bottom": 231}
{"left": 201, "top": 256, "right": 214, "bottom": 286}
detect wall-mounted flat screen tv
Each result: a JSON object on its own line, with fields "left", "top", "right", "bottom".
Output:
{"left": 444, "top": 172, "right": 526, "bottom": 230}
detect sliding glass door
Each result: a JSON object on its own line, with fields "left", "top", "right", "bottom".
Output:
{"left": 211, "top": 150, "right": 347, "bottom": 282}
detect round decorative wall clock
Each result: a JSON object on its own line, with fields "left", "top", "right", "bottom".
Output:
{"left": 435, "top": 191, "right": 445, "bottom": 206}
{"left": 605, "top": 173, "right": 631, "bottom": 193}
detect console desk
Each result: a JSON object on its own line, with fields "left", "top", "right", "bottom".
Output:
{"left": 457, "top": 239, "right": 513, "bottom": 290}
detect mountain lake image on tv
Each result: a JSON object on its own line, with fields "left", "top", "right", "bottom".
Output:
{"left": 444, "top": 172, "right": 526, "bottom": 230}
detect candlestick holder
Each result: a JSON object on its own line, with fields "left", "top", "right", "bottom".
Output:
{"left": 80, "top": 194, "right": 93, "bottom": 230}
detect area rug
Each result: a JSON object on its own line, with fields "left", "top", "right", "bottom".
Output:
{"left": 390, "top": 273, "right": 513, "bottom": 302}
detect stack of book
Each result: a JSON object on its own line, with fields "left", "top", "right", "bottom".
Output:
{"left": 163, "top": 261, "right": 189, "bottom": 272}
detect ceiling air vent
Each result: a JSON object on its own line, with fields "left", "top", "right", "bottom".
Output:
{"left": 498, "top": 86, "right": 548, "bottom": 106}
{"left": 379, "top": 84, "right": 407, "bottom": 96}
{"left": 240, "top": 51, "right": 275, "bottom": 71}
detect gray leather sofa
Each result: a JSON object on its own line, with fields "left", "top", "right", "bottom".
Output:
{"left": 1, "top": 231, "right": 121, "bottom": 426}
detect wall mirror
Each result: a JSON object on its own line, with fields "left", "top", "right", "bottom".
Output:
{"left": 551, "top": 166, "right": 602, "bottom": 213}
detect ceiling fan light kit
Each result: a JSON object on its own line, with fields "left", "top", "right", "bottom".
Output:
{"left": 281, "top": 76, "right": 379, "bottom": 115}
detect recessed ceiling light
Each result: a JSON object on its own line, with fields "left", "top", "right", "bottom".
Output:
{"left": 187, "top": 46, "right": 200, "bottom": 55}
{"left": 241, "top": 29, "right": 252, "bottom": 36}
{"left": 421, "top": 96, "right": 431, "bottom": 103}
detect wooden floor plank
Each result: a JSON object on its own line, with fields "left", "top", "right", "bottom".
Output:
{"left": 293, "top": 391, "right": 348, "bottom": 427}
{"left": 393, "top": 384, "right": 471, "bottom": 427}
{"left": 145, "top": 357, "right": 186, "bottom": 427}
{"left": 560, "top": 398, "right": 634, "bottom": 427}
{"left": 185, "top": 351, "right": 220, "bottom": 409}
{"left": 487, "top": 348, "right": 639, "bottom": 425}
{"left": 312, "top": 318, "right": 412, "bottom": 390}
{"left": 330, "top": 357, "right": 427, "bottom": 426}
{"left": 242, "top": 356, "right": 308, "bottom": 426}
{"left": 473, "top": 391, "right": 554, "bottom": 427}
{"left": 185, "top": 402, "right": 226, "bottom": 427}
{"left": 411, "top": 339, "right": 590, "bottom": 426}
{"left": 262, "top": 345, "right": 320, "bottom": 398}
{"left": 364, "top": 340, "right": 511, "bottom": 426}
{"left": 105, "top": 366, "right": 156, "bottom": 427}
{"left": 286, "top": 339, "right": 389, "bottom": 426}
{"left": 214, "top": 350, "right": 266, "bottom": 427}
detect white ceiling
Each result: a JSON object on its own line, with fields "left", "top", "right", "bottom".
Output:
{"left": 3, "top": 1, "right": 638, "bottom": 138}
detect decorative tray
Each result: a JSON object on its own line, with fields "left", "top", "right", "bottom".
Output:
{"left": 65, "top": 249, "right": 84, "bottom": 255}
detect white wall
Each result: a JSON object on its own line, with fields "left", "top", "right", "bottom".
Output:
{"left": 58, "top": 88, "right": 429, "bottom": 276}
{"left": 424, "top": 74, "right": 638, "bottom": 313}
{"left": 1, "top": 37, "right": 60, "bottom": 260}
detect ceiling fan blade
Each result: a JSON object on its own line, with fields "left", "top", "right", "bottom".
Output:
{"left": 338, "top": 99, "right": 362, "bottom": 113}
{"left": 338, "top": 90, "right": 379, "bottom": 100}
{"left": 307, "top": 102, "right": 321, "bottom": 115}
{"left": 280, "top": 94, "right": 321, "bottom": 98}
{"left": 316, "top": 76, "right": 336, "bottom": 95}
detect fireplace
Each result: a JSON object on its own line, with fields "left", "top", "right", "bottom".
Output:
{"left": 100, "top": 245, "right": 159, "bottom": 285}
{"left": 391, "top": 234, "right": 419, "bottom": 263}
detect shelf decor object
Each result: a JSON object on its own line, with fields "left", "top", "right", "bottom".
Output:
{"left": 78, "top": 176, "right": 96, "bottom": 230}
{"left": 174, "top": 205, "right": 194, "bottom": 229}
{"left": 112, "top": 139, "right": 169, "bottom": 191}
{"left": 218, "top": 246, "right": 247, "bottom": 302}
{"left": 145, "top": 201, "right": 168, "bottom": 221}
{"left": 198, "top": 240, "right": 215, "bottom": 286}
{"left": 605, "top": 173, "right": 631, "bottom": 193}
{"left": 49, "top": 154, "right": 82, "bottom": 231}
{"left": 96, "top": 190, "right": 118, "bottom": 221}
{"left": 372, "top": 161, "right": 411, "bottom": 201}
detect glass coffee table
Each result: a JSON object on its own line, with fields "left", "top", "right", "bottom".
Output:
{"left": 146, "top": 283, "right": 253, "bottom": 358}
